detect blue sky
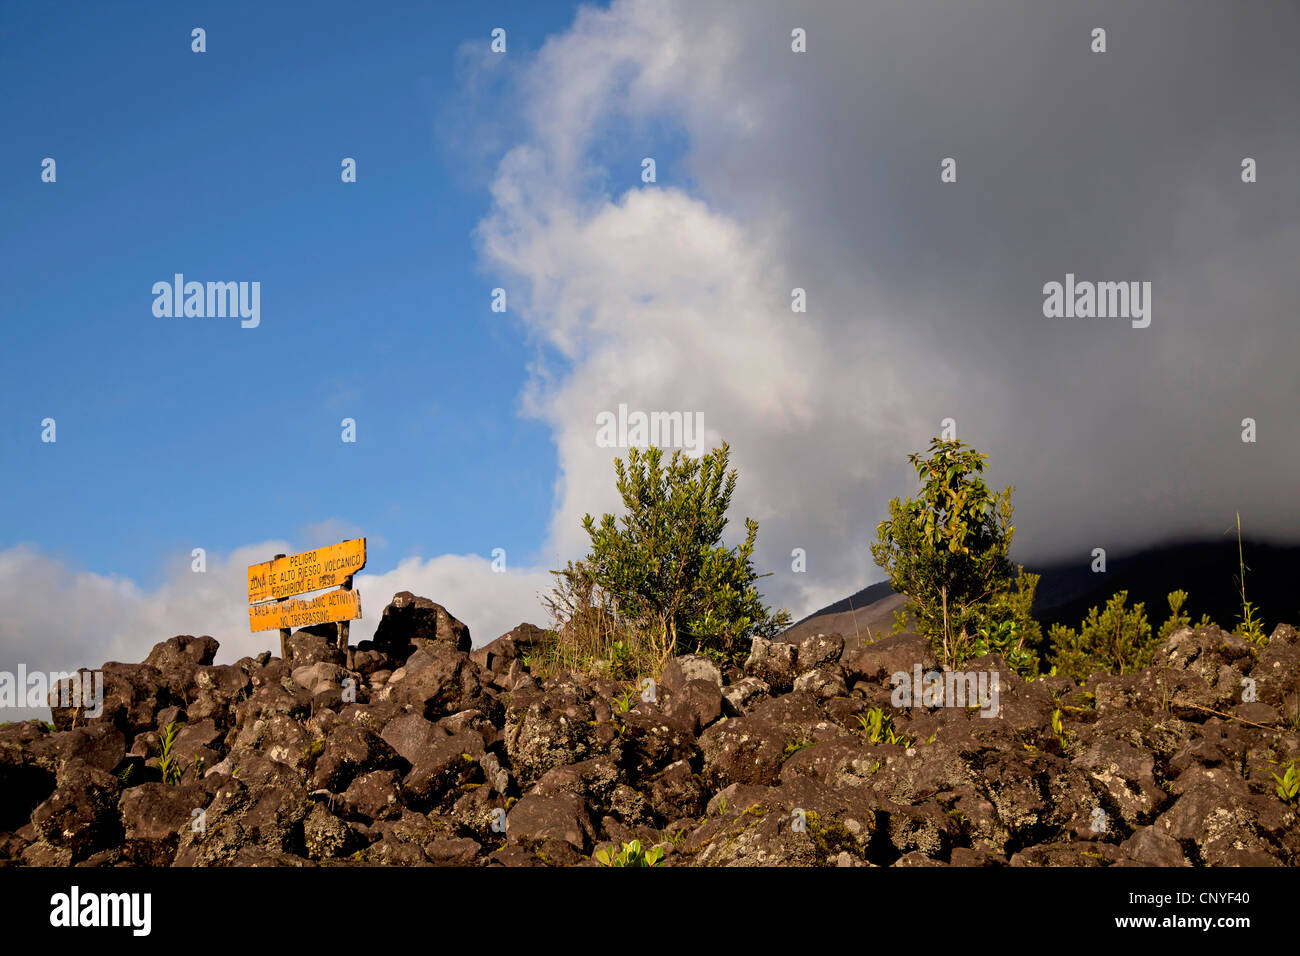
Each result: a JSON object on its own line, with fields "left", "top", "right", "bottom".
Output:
{"left": 1, "top": 1, "right": 591, "bottom": 590}
{"left": 2, "top": 1, "right": 1297, "bottom": 679}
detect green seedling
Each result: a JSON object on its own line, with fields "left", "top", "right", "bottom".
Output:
{"left": 1050, "top": 707, "right": 1069, "bottom": 750}
{"left": 1273, "top": 763, "right": 1299, "bottom": 805}
{"left": 157, "top": 721, "right": 185, "bottom": 786}
{"left": 594, "top": 839, "right": 664, "bottom": 867}
{"left": 854, "top": 707, "right": 912, "bottom": 747}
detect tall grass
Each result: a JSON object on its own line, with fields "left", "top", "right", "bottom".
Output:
{"left": 1233, "top": 512, "right": 1267, "bottom": 644}
{"left": 535, "top": 564, "right": 662, "bottom": 683}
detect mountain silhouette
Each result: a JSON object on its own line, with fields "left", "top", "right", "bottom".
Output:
{"left": 784, "top": 538, "right": 1300, "bottom": 647}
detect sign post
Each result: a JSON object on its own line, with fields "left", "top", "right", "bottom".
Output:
{"left": 273, "top": 552, "right": 289, "bottom": 661}
{"left": 247, "top": 538, "right": 366, "bottom": 662}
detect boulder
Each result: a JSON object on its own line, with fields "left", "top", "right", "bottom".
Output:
{"left": 308, "top": 726, "right": 403, "bottom": 793}
{"left": 373, "top": 592, "right": 472, "bottom": 660}
{"left": 721, "top": 676, "right": 770, "bottom": 716}
{"left": 52, "top": 662, "right": 168, "bottom": 735}
{"left": 664, "top": 679, "right": 724, "bottom": 735}
{"left": 1071, "top": 739, "right": 1168, "bottom": 829}
{"left": 794, "top": 665, "right": 849, "bottom": 700}
{"left": 699, "top": 716, "right": 793, "bottom": 788}
{"left": 340, "top": 770, "right": 402, "bottom": 821}
{"left": 661, "top": 654, "right": 723, "bottom": 694}
{"left": 303, "top": 805, "right": 361, "bottom": 859}
{"left": 28, "top": 723, "right": 126, "bottom": 776}
{"left": 796, "top": 633, "right": 845, "bottom": 672}
{"left": 646, "top": 760, "right": 707, "bottom": 820}
{"left": 504, "top": 685, "right": 597, "bottom": 785}
{"left": 470, "top": 623, "right": 548, "bottom": 675}
{"left": 285, "top": 628, "right": 346, "bottom": 668}
{"left": 186, "top": 665, "right": 252, "bottom": 726}
{"left": 401, "top": 731, "right": 486, "bottom": 809}
{"left": 386, "top": 645, "right": 483, "bottom": 720}
{"left": 743, "top": 637, "right": 797, "bottom": 692}
{"left": 507, "top": 792, "right": 594, "bottom": 851}
{"left": 143, "top": 635, "right": 220, "bottom": 695}
{"left": 844, "top": 632, "right": 936, "bottom": 685}
{"left": 119, "top": 781, "right": 208, "bottom": 865}
{"left": 531, "top": 756, "right": 623, "bottom": 810}
{"left": 30, "top": 758, "right": 123, "bottom": 860}
{"left": 379, "top": 713, "right": 445, "bottom": 764}
{"left": 0, "top": 722, "right": 57, "bottom": 831}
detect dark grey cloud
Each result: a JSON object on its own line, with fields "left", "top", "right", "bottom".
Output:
{"left": 663, "top": 0, "right": 1300, "bottom": 546}
{"left": 475, "top": 0, "right": 1299, "bottom": 618}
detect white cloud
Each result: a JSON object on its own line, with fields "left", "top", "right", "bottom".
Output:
{"left": 353, "top": 555, "right": 555, "bottom": 647}
{"left": 5, "top": 0, "right": 1298, "bottom": 714}
{"left": 478, "top": 0, "right": 927, "bottom": 616}
{"left": 475, "top": 0, "right": 1300, "bottom": 614}
{"left": 0, "top": 543, "right": 555, "bottom": 721}
{"left": 0, "top": 543, "right": 278, "bottom": 721}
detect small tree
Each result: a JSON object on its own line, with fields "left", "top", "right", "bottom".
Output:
{"left": 553, "top": 442, "right": 789, "bottom": 669}
{"left": 871, "top": 437, "right": 1034, "bottom": 668}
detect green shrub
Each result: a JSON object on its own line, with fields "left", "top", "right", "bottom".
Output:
{"left": 1049, "top": 589, "right": 1220, "bottom": 683}
{"left": 548, "top": 442, "right": 789, "bottom": 672}
{"left": 1156, "top": 589, "right": 1212, "bottom": 642}
{"left": 1047, "top": 591, "right": 1156, "bottom": 682}
{"left": 871, "top": 437, "right": 1037, "bottom": 671}
{"left": 972, "top": 571, "right": 1043, "bottom": 678}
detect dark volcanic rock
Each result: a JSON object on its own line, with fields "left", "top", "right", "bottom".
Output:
{"left": 373, "top": 591, "right": 472, "bottom": 661}
{"left": 744, "top": 637, "right": 797, "bottom": 693}
{"left": 699, "top": 716, "right": 793, "bottom": 788}
{"left": 144, "top": 635, "right": 220, "bottom": 695}
{"left": 662, "top": 654, "right": 723, "bottom": 694}
{"left": 119, "top": 781, "right": 208, "bottom": 865}
{"left": 308, "top": 726, "right": 403, "bottom": 793}
{"left": 384, "top": 644, "right": 484, "bottom": 720}
{"left": 54, "top": 662, "right": 169, "bottom": 735}
{"left": 664, "top": 679, "right": 724, "bottom": 735}
{"left": 284, "top": 626, "right": 346, "bottom": 668}
{"left": 8, "top": 597, "right": 1298, "bottom": 868}
{"left": 0, "top": 722, "right": 58, "bottom": 831}
{"left": 31, "top": 758, "right": 123, "bottom": 860}
{"left": 844, "top": 632, "right": 936, "bottom": 685}
{"left": 504, "top": 680, "right": 597, "bottom": 785}
{"left": 507, "top": 792, "right": 594, "bottom": 851}
{"left": 470, "top": 623, "right": 548, "bottom": 676}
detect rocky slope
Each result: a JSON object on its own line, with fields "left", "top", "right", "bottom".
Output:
{"left": 2, "top": 591, "right": 1298, "bottom": 867}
